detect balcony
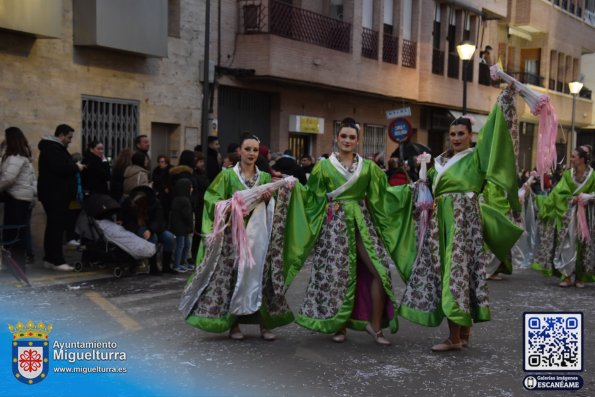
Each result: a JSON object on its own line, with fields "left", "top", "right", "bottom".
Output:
{"left": 512, "top": 0, "right": 595, "bottom": 50}
{"left": 402, "top": 39, "right": 417, "bottom": 68}
{"left": 240, "top": 0, "right": 352, "bottom": 53}
{"left": 231, "top": 0, "right": 422, "bottom": 99}
{"left": 362, "top": 27, "right": 379, "bottom": 59}
{"left": 238, "top": 0, "right": 417, "bottom": 69}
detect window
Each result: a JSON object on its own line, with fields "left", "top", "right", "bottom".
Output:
{"left": 362, "top": 124, "right": 386, "bottom": 161}
{"left": 81, "top": 96, "right": 139, "bottom": 161}
{"left": 330, "top": 0, "right": 344, "bottom": 20}
{"left": 332, "top": 121, "right": 386, "bottom": 161}
{"left": 288, "top": 134, "right": 312, "bottom": 160}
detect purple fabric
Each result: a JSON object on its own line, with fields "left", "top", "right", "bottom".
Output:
{"left": 352, "top": 262, "right": 394, "bottom": 321}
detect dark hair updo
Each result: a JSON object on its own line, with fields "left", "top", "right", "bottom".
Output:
{"left": 238, "top": 132, "right": 260, "bottom": 148}
{"left": 338, "top": 117, "right": 360, "bottom": 136}
{"left": 576, "top": 146, "right": 591, "bottom": 165}
{"left": 450, "top": 117, "right": 472, "bottom": 133}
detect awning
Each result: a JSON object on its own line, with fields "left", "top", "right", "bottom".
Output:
{"left": 448, "top": 110, "right": 488, "bottom": 133}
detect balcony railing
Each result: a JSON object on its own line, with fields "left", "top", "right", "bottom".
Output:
{"left": 269, "top": 0, "right": 351, "bottom": 53}
{"left": 432, "top": 49, "right": 444, "bottom": 75}
{"left": 382, "top": 34, "right": 398, "bottom": 64}
{"left": 507, "top": 71, "right": 545, "bottom": 87}
{"left": 402, "top": 39, "right": 417, "bottom": 68}
{"left": 362, "top": 27, "right": 378, "bottom": 59}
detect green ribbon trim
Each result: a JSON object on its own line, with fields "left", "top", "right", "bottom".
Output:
{"left": 397, "top": 304, "right": 444, "bottom": 327}
{"left": 259, "top": 309, "right": 295, "bottom": 330}
{"left": 471, "top": 306, "right": 491, "bottom": 323}
{"left": 295, "top": 314, "right": 348, "bottom": 334}
{"left": 186, "top": 305, "right": 294, "bottom": 333}
{"left": 185, "top": 313, "right": 235, "bottom": 333}
{"left": 531, "top": 262, "right": 555, "bottom": 277}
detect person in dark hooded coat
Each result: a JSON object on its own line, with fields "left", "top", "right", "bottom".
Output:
{"left": 169, "top": 178, "right": 194, "bottom": 272}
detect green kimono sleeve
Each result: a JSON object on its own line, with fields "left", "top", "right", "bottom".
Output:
{"left": 482, "top": 181, "right": 511, "bottom": 216}
{"left": 283, "top": 163, "right": 328, "bottom": 287}
{"left": 366, "top": 163, "right": 416, "bottom": 282}
{"left": 195, "top": 170, "right": 232, "bottom": 264}
{"left": 475, "top": 100, "right": 521, "bottom": 213}
{"left": 480, "top": 203, "right": 523, "bottom": 263}
{"left": 535, "top": 171, "right": 573, "bottom": 229}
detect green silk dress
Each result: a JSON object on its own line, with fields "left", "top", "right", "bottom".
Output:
{"left": 182, "top": 167, "right": 295, "bottom": 332}
{"left": 284, "top": 155, "right": 416, "bottom": 334}
{"left": 532, "top": 168, "right": 595, "bottom": 282}
{"left": 398, "top": 90, "right": 523, "bottom": 328}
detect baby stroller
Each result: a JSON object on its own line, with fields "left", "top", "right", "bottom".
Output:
{"left": 75, "top": 194, "right": 156, "bottom": 278}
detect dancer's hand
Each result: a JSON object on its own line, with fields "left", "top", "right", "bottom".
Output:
{"left": 262, "top": 190, "right": 273, "bottom": 203}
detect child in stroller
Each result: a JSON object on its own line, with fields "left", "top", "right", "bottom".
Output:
{"left": 75, "top": 194, "right": 156, "bottom": 277}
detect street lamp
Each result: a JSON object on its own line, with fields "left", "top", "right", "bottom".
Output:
{"left": 456, "top": 42, "right": 476, "bottom": 115}
{"left": 568, "top": 81, "right": 583, "bottom": 153}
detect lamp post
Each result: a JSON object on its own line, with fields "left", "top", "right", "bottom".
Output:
{"left": 456, "top": 42, "right": 476, "bottom": 115}
{"left": 568, "top": 81, "right": 583, "bottom": 153}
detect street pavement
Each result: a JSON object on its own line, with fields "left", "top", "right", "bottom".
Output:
{"left": 0, "top": 254, "right": 593, "bottom": 397}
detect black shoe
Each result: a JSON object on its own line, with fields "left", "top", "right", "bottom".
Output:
{"left": 148, "top": 255, "right": 161, "bottom": 276}
{"left": 161, "top": 251, "right": 176, "bottom": 274}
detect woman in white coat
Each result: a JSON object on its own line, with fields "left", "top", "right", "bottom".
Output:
{"left": 0, "top": 127, "right": 37, "bottom": 267}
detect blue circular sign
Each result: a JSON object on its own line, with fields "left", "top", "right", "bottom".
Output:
{"left": 388, "top": 118, "right": 413, "bottom": 143}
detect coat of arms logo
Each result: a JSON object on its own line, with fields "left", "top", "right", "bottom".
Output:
{"left": 8, "top": 321, "right": 52, "bottom": 385}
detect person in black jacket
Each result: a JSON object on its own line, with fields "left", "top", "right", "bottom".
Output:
{"left": 272, "top": 149, "right": 307, "bottom": 184}
{"left": 169, "top": 178, "right": 193, "bottom": 272}
{"left": 151, "top": 154, "right": 172, "bottom": 220}
{"left": 191, "top": 152, "right": 209, "bottom": 262}
{"left": 169, "top": 150, "right": 198, "bottom": 198}
{"left": 37, "top": 124, "right": 85, "bottom": 271}
{"left": 81, "top": 140, "right": 111, "bottom": 195}
{"left": 205, "top": 136, "right": 221, "bottom": 182}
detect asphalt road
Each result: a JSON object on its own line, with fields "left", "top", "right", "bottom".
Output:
{"left": 0, "top": 263, "right": 593, "bottom": 397}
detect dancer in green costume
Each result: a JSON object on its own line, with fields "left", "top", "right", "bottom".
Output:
{"left": 180, "top": 133, "right": 294, "bottom": 341}
{"left": 398, "top": 85, "right": 523, "bottom": 352}
{"left": 531, "top": 146, "right": 595, "bottom": 288}
{"left": 284, "top": 118, "right": 417, "bottom": 345}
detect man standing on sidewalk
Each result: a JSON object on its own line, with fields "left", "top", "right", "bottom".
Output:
{"left": 37, "top": 124, "right": 85, "bottom": 271}
{"left": 134, "top": 134, "right": 151, "bottom": 172}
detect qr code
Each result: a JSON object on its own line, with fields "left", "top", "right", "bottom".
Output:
{"left": 524, "top": 312, "right": 582, "bottom": 371}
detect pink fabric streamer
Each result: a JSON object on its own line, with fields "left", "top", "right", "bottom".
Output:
{"left": 207, "top": 200, "right": 231, "bottom": 246}
{"left": 491, "top": 63, "right": 559, "bottom": 186}
{"left": 231, "top": 193, "right": 256, "bottom": 271}
{"left": 230, "top": 176, "right": 297, "bottom": 273}
{"left": 535, "top": 101, "right": 558, "bottom": 189}
{"left": 577, "top": 200, "right": 591, "bottom": 244}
